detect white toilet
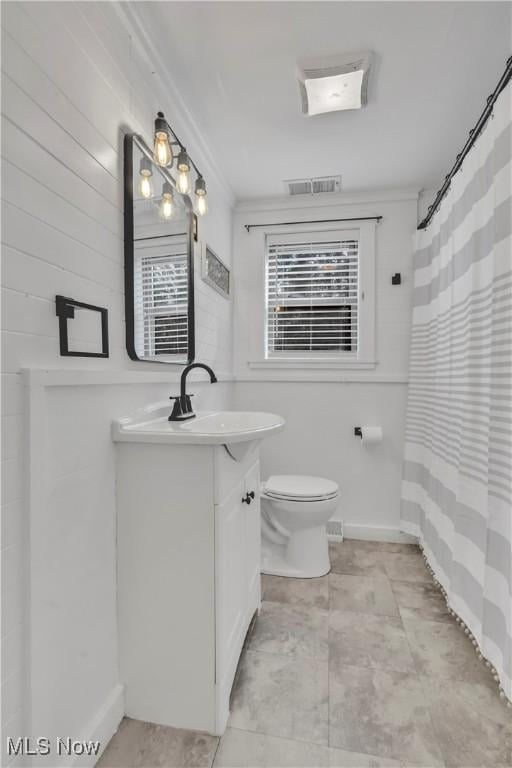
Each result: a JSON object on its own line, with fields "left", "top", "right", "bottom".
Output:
{"left": 260, "top": 474, "right": 339, "bottom": 578}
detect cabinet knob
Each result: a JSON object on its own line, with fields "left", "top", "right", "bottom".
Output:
{"left": 242, "top": 491, "right": 255, "bottom": 505}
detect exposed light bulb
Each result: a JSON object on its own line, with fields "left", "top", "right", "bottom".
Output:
{"left": 196, "top": 194, "right": 207, "bottom": 216}
{"left": 139, "top": 156, "right": 153, "bottom": 199}
{"left": 160, "top": 182, "right": 174, "bottom": 219}
{"left": 177, "top": 169, "right": 190, "bottom": 195}
{"left": 154, "top": 132, "right": 172, "bottom": 166}
{"left": 176, "top": 148, "right": 191, "bottom": 195}
{"left": 195, "top": 176, "right": 207, "bottom": 216}
{"left": 140, "top": 176, "right": 153, "bottom": 199}
{"left": 161, "top": 197, "right": 173, "bottom": 218}
{"left": 153, "top": 112, "right": 173, "bottom": 166}
{"left": 139, "top": 174, "right": 153, "bottom": 199}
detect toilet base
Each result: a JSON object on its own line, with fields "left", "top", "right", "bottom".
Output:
{"left": 261, "top": 525, "right": 331, "bottom": 579}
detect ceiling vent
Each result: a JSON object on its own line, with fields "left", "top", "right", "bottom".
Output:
{"left": 284, "top": 175, "right": 342, "bottom": 196}
{"left": 298, "top": 51, "right": 373, "bottom": 116}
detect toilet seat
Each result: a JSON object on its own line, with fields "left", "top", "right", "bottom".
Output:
{"left": 262, "top": 474, "right": 339, "bottom": 503}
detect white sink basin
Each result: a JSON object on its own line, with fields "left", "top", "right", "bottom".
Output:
{"left": 112, "top": 404, "right": 285, "bottom": 445}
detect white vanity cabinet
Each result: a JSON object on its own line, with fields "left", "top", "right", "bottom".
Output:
{"left": 115, "top": 432, "right": 266, "bottom": 736}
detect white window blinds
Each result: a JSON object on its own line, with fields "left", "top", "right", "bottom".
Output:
{"left": 134, "top": 238, "right": 189, "bottom": 358}
{"left": 266, "top": 232, "right": 359, "bottom": 356}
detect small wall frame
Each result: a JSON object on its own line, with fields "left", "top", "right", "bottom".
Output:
{"left": 55, "top": 295, "right": 109, "bottom": 358}
{"left": 201, "top": 245, "right": 230, "bottom": 298}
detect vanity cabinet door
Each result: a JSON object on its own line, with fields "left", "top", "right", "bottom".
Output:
{"left": 215, "top": 480, "right": 247, "bottom": 693}
{"left": 244, "top": 461, "right": 261, "bottom": 607}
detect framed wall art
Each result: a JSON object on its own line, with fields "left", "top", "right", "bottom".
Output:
{"left": 202, "top": 245, "right": 230, "bottom": 298}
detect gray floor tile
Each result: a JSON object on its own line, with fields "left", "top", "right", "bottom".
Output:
{"left": 421, "top": 676, "right": 512, "bottom": 767}
{"left": 335, "top": 540, "right": 420, "bottom": 554}
{"left": 247, "top": 600, "right": 328, "bottom": 659}
{"left": 329, "top": 542, "right": 389, "bottom": 578}
{"left": 391, "top": 580, "right": 450, "bottom": 623}
{"left": 329, "top": 610, "right": 415, "bottom": 674}
{"left": 214, "top": 728, "right": 329, "bottom": 767}
{"left": 403, "top": 617, "right": 495, "bottom": 685}
{"left": 229, "top": 649, "right": 329, "bottom": 745}
{"left": 381, "top": 553, "right": 431, "bottom": 583}
{"left": 261, "top": 574, "right": 329, "bottom": 609}
{"left": 329, "top": 748, "right": 401, "bottom": 767}
{"left": 329, "top": 666, "right": 443, "bottom": 766}
{"left": 329, "top": 573, "right": 399, "bottom": 617}
{"left": 213, "top": 728, "right": 402, "bottom": 768}
{"left": 97, "top": 717, "right": 219, "bottom": 768}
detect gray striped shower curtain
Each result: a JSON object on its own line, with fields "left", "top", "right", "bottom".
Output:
{"left": 401, "top": 83, "right": 511, "bottom": 700}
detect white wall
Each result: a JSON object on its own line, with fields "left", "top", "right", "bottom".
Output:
{"left": 1, "top": 3, "right": 234, "bottom": 764}
{"left": 232, "top": 191, "right": 418, "bottom": 539}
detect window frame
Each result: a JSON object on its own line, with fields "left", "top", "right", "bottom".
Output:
{"left": 248, "top": 221, "right": 376, "bottom": 369}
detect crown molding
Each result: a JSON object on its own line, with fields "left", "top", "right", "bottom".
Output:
{"left": 112, "top": 2, "right": 235, "bottom": 207}
{"left": 234, "top": 187, "right": 420, "bottom": 213}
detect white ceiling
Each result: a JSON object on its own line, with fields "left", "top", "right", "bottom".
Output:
{"left": 140, "top": 1, "right": 511, "bottom": 200}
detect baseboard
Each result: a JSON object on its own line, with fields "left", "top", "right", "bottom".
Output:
{"left": 72, "top": 684, "right": 124, "bottom": 767}
{"left": 341, "top": 524, "right": 417, "bottom": 544}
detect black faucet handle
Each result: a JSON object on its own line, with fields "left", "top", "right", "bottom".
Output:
{"left": 168, "top": 397, "right": 184, "bottom": 421}
{"left": 183, "top": 394, "right": 194, "bottom": 413}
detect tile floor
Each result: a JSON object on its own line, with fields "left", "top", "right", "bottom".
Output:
{"left": 98, "top": 540, "right": 512, "bottom": 768}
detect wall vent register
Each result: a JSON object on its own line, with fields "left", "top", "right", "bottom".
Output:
{"left": 265, "top": 232, "right": 359, "bottom": 358}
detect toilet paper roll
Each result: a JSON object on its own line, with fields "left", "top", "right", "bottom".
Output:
{"left": 360, "top": 426, "right": 383, "bottom": 444}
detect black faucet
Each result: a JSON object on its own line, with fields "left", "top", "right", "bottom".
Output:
{"left": 169, "top": 363, "right": 218, "bottom": 421}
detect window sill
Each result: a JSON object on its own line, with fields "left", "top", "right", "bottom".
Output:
{"left": 248, "top": 359, "right": 377, "bottom": 370}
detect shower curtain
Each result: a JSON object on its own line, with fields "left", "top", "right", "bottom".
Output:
{"left": 400, "top": 81, "right": 511, "bottom": 701}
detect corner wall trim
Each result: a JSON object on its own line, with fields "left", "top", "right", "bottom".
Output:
{"left": 72, "top": 684, "right": 125, "bottom": 768}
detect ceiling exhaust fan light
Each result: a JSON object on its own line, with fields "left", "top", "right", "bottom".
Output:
{"left": 298, "top": 51, "right": 372, "bottom": 116}
{"left": 305, "top": 70, "right": 364, "bottom": 115}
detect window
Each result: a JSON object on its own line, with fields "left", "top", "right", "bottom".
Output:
{"left": 265, "top": 231, "right": 360, "bottom": 359}
{"left": 134, "top": 236, "right": 189, "bottom": 359}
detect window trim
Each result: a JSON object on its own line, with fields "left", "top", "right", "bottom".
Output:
{"left": 251, "top": 222, "right": 376, "bottom": 369}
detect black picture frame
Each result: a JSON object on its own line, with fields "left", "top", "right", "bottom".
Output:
{"left": 123, "top": 133, "right": 195, "bottom": 364}
{"left": 55, "top": 295, "right": 109, "bottom": 358}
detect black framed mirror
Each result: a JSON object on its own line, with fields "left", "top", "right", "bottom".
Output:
{"left": 124, "top": 133, "right": 195, "bottom": 364}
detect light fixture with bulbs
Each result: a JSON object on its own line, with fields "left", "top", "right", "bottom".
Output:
{"left": 151, "top": 111, "right": 208, "bottom": 216}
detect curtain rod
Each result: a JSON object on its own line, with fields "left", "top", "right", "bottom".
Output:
{"left": 244, "top": 216, "right": 382, "bottom": 232}
{"left": 418, "top": 55, "right": 512, "bottom": 231}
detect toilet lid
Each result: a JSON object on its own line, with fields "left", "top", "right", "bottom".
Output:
{"left": 264, "top": 475, "right": 339, "bottom": 501}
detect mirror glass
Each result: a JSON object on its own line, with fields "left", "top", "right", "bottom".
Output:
{"left": 124, "top": 134, "right": 195, "bottom": 364}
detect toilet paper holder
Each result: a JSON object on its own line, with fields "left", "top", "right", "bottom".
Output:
{"left": 354, "top": 427, "right": 362, "bottom": 438}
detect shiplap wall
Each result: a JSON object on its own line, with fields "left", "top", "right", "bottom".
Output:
{"left": 1, "top": 3, "right": 233, "bottom": 763}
